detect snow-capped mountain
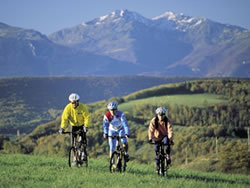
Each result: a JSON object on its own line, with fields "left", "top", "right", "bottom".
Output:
{"left": 152, "top": 11, "right": 206, "bottom": 31}
{"left": 48, "top": 10, "right": 250, "bottom": 77}
{"left": 86, "top": 9, "right": 152, "bottom": 26}
{"left": 1, "top": 10, "right": 250, "bottom": 77}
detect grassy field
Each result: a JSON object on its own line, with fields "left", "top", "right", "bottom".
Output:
{"left": 0, "top": 154, "right": 249, "bottom": 188}
{"left": 119, "top": 94, "right": 227, "bottom": 113}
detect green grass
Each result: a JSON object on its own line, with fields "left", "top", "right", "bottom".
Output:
{"left": 0, "top": 154, "right": 249, "bottom": 188}
{"left": 120, "top": 94, "right": 227, "bottom": 112}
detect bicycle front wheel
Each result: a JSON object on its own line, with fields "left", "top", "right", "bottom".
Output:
{"left": 160, "top": 157, "right": 168, "bottom": 176}
{"left": 122, "top": 154, "right": 127, "bottom": 172}
{"left": 68, "top": 147, "right": 77, "bottom": 167}
{"left": 159, "top": 156, "right": 165, "bottom": 176}
{"left": 110, "top": 152, "right": 121, "bottom": 173}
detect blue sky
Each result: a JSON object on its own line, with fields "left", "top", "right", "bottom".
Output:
{"left": 0, "top": 0, "right": 249, "bottom": 35}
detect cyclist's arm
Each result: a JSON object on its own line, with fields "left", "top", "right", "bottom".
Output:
{"left": 103, "top": 115, "right": 109, "bottom": 134}
{"left": 60, "top": 104, "right": 70, "bottom": 129}
{"left": 148, "top": 118, "right": 155, "bottom": 141}
{"left": 121, "top": 112, "right": 130, "bottom": 136}
{"left": 167, "top": 119, "right": 173, "bottom": 141}
{"left": 82, "top": 105, "right": 90, "bottom": 128}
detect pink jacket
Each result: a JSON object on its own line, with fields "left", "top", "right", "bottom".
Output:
{"left": 148, "top": 117, "right": 173, "bottom": 142}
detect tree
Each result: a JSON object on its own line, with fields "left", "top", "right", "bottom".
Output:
{"left": 218, "top": 140, "right": 249, "bottom": 174}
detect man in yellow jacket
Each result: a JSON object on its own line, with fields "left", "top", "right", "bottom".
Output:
{"left": 59, "top": 93, "right": 90, "bottom": 160}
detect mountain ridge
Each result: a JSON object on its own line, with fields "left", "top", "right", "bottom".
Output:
{"left": 1, "top": 9, "right": 250, "bottom": 77}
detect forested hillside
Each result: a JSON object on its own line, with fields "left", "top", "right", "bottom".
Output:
{"left": 0, "top": 76, "right": 197, "bottom": 134}
{"left": 1, "top": 79, "right": 249, "bottom": 174}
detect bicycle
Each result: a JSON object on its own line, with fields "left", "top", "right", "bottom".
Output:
{"left": 149, "top": 140, "right": 170, "bottom": 176}
{"left": 62, "top": 129, "right": 88, "bottom": 167}
{"left": 109, "top": 136, "right": 127, "bottom": 173}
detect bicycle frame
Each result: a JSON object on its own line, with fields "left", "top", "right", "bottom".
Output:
{"left": 109, "top": 136, "right": 127, "bottom": 173}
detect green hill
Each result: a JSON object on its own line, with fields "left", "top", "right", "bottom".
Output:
{"left": 1, "top": 79, "right": 249, "bottom": 175}
{"left": 0, "top": 154, "right": 249, "bottom": 188}
{"left": 119, "top": 93, "right": 228, "bottom": 113}
{"left": 0, "top": 76, "right": 198, "bottom": 135}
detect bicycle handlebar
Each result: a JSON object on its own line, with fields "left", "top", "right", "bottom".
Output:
{"left": 148, "top": 140, "right": 172, "bottom": 145}
{"left": 62, "top": 131, "right": 72, "bottom": 134}
{"left": 108, "top": 135, "right": 126, "bottom": 139}
{"left": 61, "top": 129, "right": 86, "bottom": 135}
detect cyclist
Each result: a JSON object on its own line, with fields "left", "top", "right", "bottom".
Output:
{"left": 59, "top": 93, "right": 90, "bottom": 161}
{"left": 148, "top": 107, "right": 174, "bottom": 173}
{"left": 103, "top": 101, "right": 130, "bottom": 162}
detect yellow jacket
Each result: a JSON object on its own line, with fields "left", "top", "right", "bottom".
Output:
{"left": 60, "top": 102, "right": 90, "bottom": 129}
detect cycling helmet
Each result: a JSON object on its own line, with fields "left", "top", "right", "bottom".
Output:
{"left": 155, "top": 107, "right": 166, "bottom": 115}
{"left": 69, "top": 93, "right": 80, "bottom": 102}
{"left": 107, "top": 101, "right": 118, "bottom": 110}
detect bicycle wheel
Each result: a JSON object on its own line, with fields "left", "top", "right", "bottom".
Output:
{"left": 117, "top": 155, "right": 122, "bottom": 173}
{"left": 159, "top": 155, "right": 165, "bottom": 176}
{"left": 110, "top": 152, "right": 121, "bottom": 173}
{"left": 68, "top": 147, "right": 77, "bottom": 167}
{"left": 160, "top": 156, "right": 169, "bottom": 176}
{"left": 122, "top": 153, "right": 127, "bottom": 172}
{"left": 164, "top": 158, "right": 168, "bottom": 176}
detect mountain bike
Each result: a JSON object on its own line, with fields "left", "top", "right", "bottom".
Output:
{"left": 149, "top": 140, "right": 170, "bottom": 176}
{"left": 109, "top": 136, "right": 127, "bottom": 173}
{"left": 62, "top": 129, "right": 88, "bottom": 167}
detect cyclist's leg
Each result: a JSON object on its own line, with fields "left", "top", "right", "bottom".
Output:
{"left": 78, "top": 126, "right": 87, "bottom": 154}
{"left": 163, "top": 137, "right": 171, "bottom": 164}
{"left": 162, "top": 137, "right": 168, "bottom": 153}
{"left": 71, "top": 126, "right": 79, "bottom": 146}
{"left": 79, "top": 125, "right": 87, "bottom": 144}
{"left": 82, "top": 132, "right": 87, "bottom": 160}
{"left": 119, "top": 129, "right": 128, "bottom": 152}
{"left": 108, "top": 129, "right": 117, "bottom": 158}
{"left": 154, "top": 142, "right": 160, "bottom": 171}
{"left": 76, "top": 126, "right": 87, "bottom": 161}
{"left": 120, "top": 129, "right": 129, "bottom": 161}
{"left": 71, "top": 126, "right": 78, "bottom": 164}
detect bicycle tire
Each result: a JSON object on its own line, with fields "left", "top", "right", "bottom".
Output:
{"left": 159, "top": 155, "right": 163, "bottom": 176}
{"left": 110, "top": 152, "right": 121, "bottom": 173}
{"left": 122, "top": 153, "right": 127, "bottom": 172}
{"left": 160, "top": 155, "right": 169, "bottom": 176}
{"left": 69, "top": 147, "right": 77, "bottom": 167}
{"left": 165, "top": 158, "right": 168, "bottom": 176}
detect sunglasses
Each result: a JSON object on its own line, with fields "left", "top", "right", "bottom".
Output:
{"left": 71, "top": 100, "right": 79, "bottom": 104}
{"left": 159, "top": 113, "right": 165, "bottom": 116}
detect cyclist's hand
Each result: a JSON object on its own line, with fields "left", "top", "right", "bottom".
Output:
{"left": 125, "top": 134, "right": 129, "bottom": 138}
{"left": 83, "top": 126, "right": 88, "bottom": 133}
{"left": 103, "top": 133, "right": 108, "bottom": 139}
{"left": 59, "top": 128, "right": 64, "bottom": 135}
{"left": 148, "top": 139, "right": 153, "bottom": 144}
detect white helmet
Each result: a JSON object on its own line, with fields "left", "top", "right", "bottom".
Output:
{"left": 69, "top": 93, "right": 80, "bottom": 102}
{"left": 155, "top": 107, "right": 166, "bottom": 115}
{"left": 107, "top": 101, "right": 118, "bottom": 110}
